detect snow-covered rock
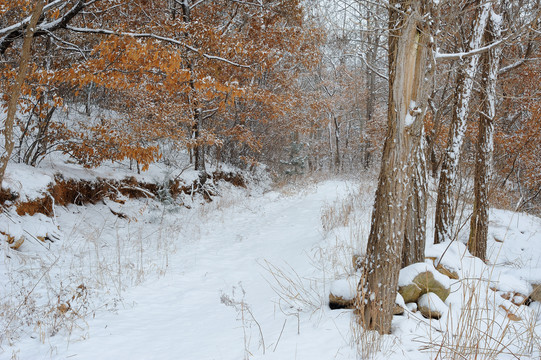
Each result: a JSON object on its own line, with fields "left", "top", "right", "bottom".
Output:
{"left": 418, "top": 292, "right": 448, "bottom": 319}
{"left": 398, "top": 261, "right": 451, "bottom": 303}
{"left": 329, "top": 275, "right": 359, "bottom": 309}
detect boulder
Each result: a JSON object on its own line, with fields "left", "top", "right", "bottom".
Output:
{"left": 398, "top": 262, "right": 451, "bottom": 303}
{"left": 418, "top": 292, "right": 447, "bottom": 319}
{"left": 412, "top": 271, "right": 451, "bottom": 302}
{"left": 399, "top": 283, "right": 423, "bottom": 303}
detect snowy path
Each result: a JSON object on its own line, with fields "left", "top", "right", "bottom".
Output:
{"left": 20, "top": 181, "right": 358, "bottom": 360}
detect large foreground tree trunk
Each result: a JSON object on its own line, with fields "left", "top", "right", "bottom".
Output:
{"left": 402, "top": 133, "right": 428, "bottom": 267}
{"left": 468, "top": 9, "right": 502, "bottom": 260}
{"left": 356, "top": 0, "right": 432, "bottom": 334}
{"left": 434, "top": 2, "right": 490, "bottom": 244}
{"left": 0, "top": 1, "right": 45, "bottom": 187}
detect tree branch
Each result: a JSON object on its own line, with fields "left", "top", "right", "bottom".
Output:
{"left": 435, "top": 39, "right": 504, "bottom": 60}
{"left": 65, "top": 26, "right": 253, "bottom": 69}
{"left": 0, "top": 0, "right": 99, "bottom": 55}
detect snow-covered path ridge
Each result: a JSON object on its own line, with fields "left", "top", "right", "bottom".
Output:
{"left": 11, "top": 180, "right": 358, "bottom": 360}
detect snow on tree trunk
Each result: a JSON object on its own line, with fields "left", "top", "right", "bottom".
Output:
{"left": 402, "top": 133, "right": 428, "bottom": 267}
{"left": 0, "top": 1, "right": 45, "bottom": 187}
{"left": 468, "top": 9, "right": 502, "bottom": 260}
{"left": 356, "top": 0, "right": 432, "bottom": 334}
{"left": 434, "top": 2, "right": 490, "bottom": 244}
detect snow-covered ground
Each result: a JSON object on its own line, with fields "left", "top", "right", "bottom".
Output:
{"left": 2, "top": 162, "right": 541, "bottom": 360}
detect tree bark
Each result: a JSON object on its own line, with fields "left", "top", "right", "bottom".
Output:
{"left": 402, "top": 133, "right": 428, "bottom": 267}
{"left": 434, "top": 2, "right": 490, "bottom": 244}
{"left": 0, "top": 0, "right": 45, "bottom": 187}
{"left": 468, "top": 9, "right": 502, "bottom": 260}
{"left": 356, "top": 0, "right": 431, "bottom": 334}
{"left": 181, "top": 0, "right": 206, "bottom": 174}
{"left": 333, "top": 116, "right": 340, "bottom": 173}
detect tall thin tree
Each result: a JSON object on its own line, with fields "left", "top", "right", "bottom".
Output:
{"left": 468, "top": 7, "right": 502, "bottom": 259}
{"left": 0, "top": 0, "right": 46, "bottom": 187}
{"left": 434, "top": 1, "right": 490, "bottom": 244}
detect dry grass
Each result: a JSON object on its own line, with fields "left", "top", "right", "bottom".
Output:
{"left": 0, "top": 199, "right": 180, "bottom": 351}
{"left": 417, "top": 275, "right": 541, "bottom": 360}
{"left": 261, "top": 260, "right": 324, "bottom": 313}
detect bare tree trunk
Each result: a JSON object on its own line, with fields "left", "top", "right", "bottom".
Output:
{"left": 192, "top": 107, "right": 206, "bottom": 172}
{"left": 363, "top": 7, "right": 380, "bottom": 169}
{"left": 181, "top": 0, "right": 206, "bottom": 174}
{"left": 333, "top": 116, "right": 340, "bottom": 173}
{"left": 356, "top": 0, "right": 431, "bottom": 334}
{"left": 0, "top": 0, "right": 45, "bottom": 187}
{"left": 434, "top": 2, "right": 490, "bottom": 244}
{"left": 469, "top": 9, "right": 502, "bottom": 260}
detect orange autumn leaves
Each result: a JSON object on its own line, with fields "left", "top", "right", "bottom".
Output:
{"left": 1, "top": 0, "right": 321, "bottom": 171}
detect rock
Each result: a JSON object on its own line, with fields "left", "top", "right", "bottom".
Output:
{"left": 412, "top": 271, "right": 450, "bottom": 302}
{"left": 418, "top": 292, "right": 447, "bottom": 319}
{"left": 394, "top": 292, "right": 406, "bottom": 315}
{"left": 530, "top": 284, "right": 541, "bottom": 303}
{"left": 406, "top": 302, "right": 418, "bottom": 312}
{"left": 329, "top": 276, "right": 359, "bottom": 309}
{"left": 399, "top": 262, "right": 451, "bottom": 303}
{"left": 435, "top": 262, "right": 459, "bottom": 280}
{"left": 500, "top": 291, "right": 529, "bottom": 306}
{"left": 399, "top": 283, "right": 423, "bottom": 303}
{"left": 329, "top": 293, "right": 355, "bottom": 309}
{"left": 393, "top": 304, "right": 405, "bottom": 315}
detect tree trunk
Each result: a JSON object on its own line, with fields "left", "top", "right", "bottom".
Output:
{"left": 434, "top": 2, "right": 490, "bottom": 244}
{"left": 333, "top": 116, "right": 340, "bottom": 173}
{"left": 356, "top": 1, "right": 431, "bottom": 334}
{"left": 468, "top": 9, "right": 502, "bottom": 260}
{"left": 181, "top": 0, "right": 206, "bottom": 174}
{"left": 0, "top": 0, "right": 45, "bottom": 187}
{"left": 363, "top": 9, "right": 379, "bottom": 169}
{"left": 192, "top": 107, "right": 206, "bottom": 172}
{"left": 402, "top": 134, "right": 428, "bottom": 267}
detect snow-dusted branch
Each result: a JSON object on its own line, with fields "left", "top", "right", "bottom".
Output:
{"left": 0, "top": 0, "right": 64, "bottom": 37}
{"left": 65, "top": 26, "right": 253, "bottom": 69}
{"left": 435, "top": 39, "right": 504, "bottom": 60}
{"left": 0, "top": 0, "right": 99, "bottom": 55}
{"left": 357, "top": 52, "right": 389, "bottom": 81}
{"left": 437, "top": 16, "right": 540, "bottom": 62}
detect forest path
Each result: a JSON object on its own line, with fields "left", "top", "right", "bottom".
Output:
{"left": 43, "top": 180, "right": 356, "bottom": 360}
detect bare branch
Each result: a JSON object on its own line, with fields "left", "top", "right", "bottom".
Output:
{"left": 357, "top": 52, "right": 389, "bottom": 81}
